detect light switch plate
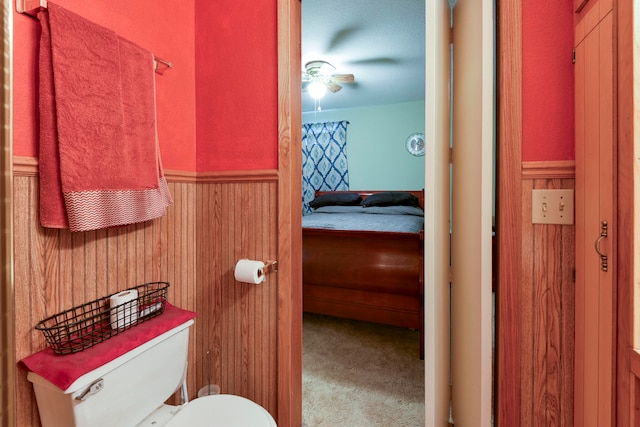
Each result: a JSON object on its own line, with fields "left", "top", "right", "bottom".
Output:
{"left": 531, "top": 189, "right": 574, "bottom": 225}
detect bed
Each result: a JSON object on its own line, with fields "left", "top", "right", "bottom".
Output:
{"left": 302, "top": 190, "right": 425, "bottom": 358}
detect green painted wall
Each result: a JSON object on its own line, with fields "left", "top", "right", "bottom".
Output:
{"left": 303, "top": 101, "right": 426, "bottom": 191}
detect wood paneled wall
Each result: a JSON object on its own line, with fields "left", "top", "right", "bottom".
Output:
{"left": 497, "top": 1, "right": 577, "bottom": 422}
{"left": 518, "top": 163, "right": 575, "bottom": 426}
{"left": 13, "top": 170, "right": 197, "bottom": 426}
{"left": 12, "top": 159, "right": 279, "bottom": 426}
{"left": 194, "top": 180, "right": 278, "bottom": 417}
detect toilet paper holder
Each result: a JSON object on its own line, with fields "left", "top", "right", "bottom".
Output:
{"left": 262, "top": 260, "right": 278, "bottom": 275}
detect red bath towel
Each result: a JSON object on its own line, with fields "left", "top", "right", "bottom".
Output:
{"left": 38, "top": 2, "right": 172, "bottom": 232}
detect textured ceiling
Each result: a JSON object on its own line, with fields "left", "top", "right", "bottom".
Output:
{"left": 301, "top": 0, "right": 426, "bottom": 113}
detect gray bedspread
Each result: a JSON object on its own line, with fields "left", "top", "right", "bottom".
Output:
{"left": 302, "top": 205, "right": 424, "bottom": 233}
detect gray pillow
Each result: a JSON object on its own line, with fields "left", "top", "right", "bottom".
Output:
{"left": 309, "top": 192, "right": 362, "bottom": 209}
{"left": 361, "top": 192, "right": 420, "bottom": 208}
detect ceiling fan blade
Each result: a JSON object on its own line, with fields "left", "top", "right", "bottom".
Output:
{"left": 325, "top": 26, "right": 360, "bottom": 53}
{"left": 330, "top": 73, "right": 354, "bottom": 84}
{"left": 346, "top": 57, "right": 398, "bottom": 66}
{"left": 326, "top": 82, "right": 343, "bottom": 93}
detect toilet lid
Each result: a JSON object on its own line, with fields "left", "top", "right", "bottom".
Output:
{"left": 165, "top": 394, "right": 277, "bottom": 427}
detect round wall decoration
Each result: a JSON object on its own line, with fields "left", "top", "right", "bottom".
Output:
{"left": 405, "top": 132, "right": 425, "bottom": 156}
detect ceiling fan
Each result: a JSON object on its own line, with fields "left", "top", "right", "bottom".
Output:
{"left": 302, "top": 60, "right": 355, "bottom": 98}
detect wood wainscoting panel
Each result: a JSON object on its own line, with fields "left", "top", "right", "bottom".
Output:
{"left": 12, "top": 175, "right": 197, "bottom": 427}
{"left": 12, "top": 157, "right": 282, "bottom": 426}
{"left": 520, "top": 174, "right": 575, "bottom": 426}
{"left": 195, "top": 181, "right": 278, "bottom": 418}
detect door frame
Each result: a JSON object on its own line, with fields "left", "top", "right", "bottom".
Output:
{"left": 286, "top": 0, "right": 446, "bottom": 422}
{"left": 1, "top": 0, "right": 15, "bottom": 425}
{"left": 615, "top": 0, "right": 635, "bottom": 424}
{"left": 496, "top": 0, "right": 523, "bottom": 425}
{"left": 276, "top": 0, "right": 303, "bottom": 426}
{"left": 282, "top": 0, "right": 496, "bottom": 424}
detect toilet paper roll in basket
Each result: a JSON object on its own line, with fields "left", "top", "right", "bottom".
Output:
{"left": 234, "top": 259, "right": 265, "bottom": 284}
{"left": 109, "top": 289, "right": 139, "bottom": 330}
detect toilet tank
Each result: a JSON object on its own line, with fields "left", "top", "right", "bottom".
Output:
{"left": 27, "top": 319, "right": 194, "bottom": 427}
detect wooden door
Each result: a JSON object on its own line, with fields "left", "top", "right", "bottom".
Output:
{"left": 574, "top": 0, "right": 615, "bottom": 425}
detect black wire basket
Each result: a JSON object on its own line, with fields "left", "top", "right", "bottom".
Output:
{"left": 35, "top": 282, "right": 169, "bottom": 355}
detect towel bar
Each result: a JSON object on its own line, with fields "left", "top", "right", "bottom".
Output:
{"left": 16, "top": 0, "right": 46, "bottom": 15}
{"left": 16, "top": 0, "right": 173, "bottom": 74}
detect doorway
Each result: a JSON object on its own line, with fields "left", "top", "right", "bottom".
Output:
{"left": 299, "top": 1, "right": 426, "bottom": 425}
{"left": 294, "top": 0, "right": 495, "bottom": 425}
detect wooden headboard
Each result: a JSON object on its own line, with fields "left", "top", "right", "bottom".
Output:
{"left": 315, "top": 189, "right": 425, "bottom": 210}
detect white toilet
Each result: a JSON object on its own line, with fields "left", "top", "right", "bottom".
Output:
{"left": 27, "top": 319, "right": 277, "bottom": 427}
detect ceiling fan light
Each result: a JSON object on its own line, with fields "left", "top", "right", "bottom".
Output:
{"left": 308, "top": 81, "right": 327, "bottom": 99}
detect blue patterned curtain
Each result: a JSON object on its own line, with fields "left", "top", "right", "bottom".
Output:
{"left": 302, "top": 121, "right": 350, "bottom": 214}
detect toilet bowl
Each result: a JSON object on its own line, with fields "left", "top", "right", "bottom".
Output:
{"left": 163, "top": 394, "right": 277, "bottom": 427}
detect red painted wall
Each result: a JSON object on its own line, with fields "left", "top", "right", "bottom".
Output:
{"left": 13, "top": 0, "right": 197, "bottom": 171}
{"left": 194, "top": 0, "right": 278, "bottom": 171}
{"left": 521, "top": 1, "right": 575, "bottom": 161}
{"left": 14, "top": 1, "right": 571, "bottom": 170}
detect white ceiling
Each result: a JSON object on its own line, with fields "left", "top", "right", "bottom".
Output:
{"left": 301, "top": 0, "right": 426, "bottom": 113}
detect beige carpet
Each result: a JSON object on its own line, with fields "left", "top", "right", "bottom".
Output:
{"left": 302, "top": 313, "right": 425, "bottom": 427}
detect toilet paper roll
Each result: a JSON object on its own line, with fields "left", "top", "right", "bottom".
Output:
{"left": 234, "top": 259, "right": 265, "bottom": 284}
{"left": 109, "top": 289, "right": 139, "bottom": 330}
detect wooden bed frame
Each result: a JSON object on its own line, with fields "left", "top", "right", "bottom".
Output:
{"left": 302, "top": 190, "right": 424, "bottom": 358}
